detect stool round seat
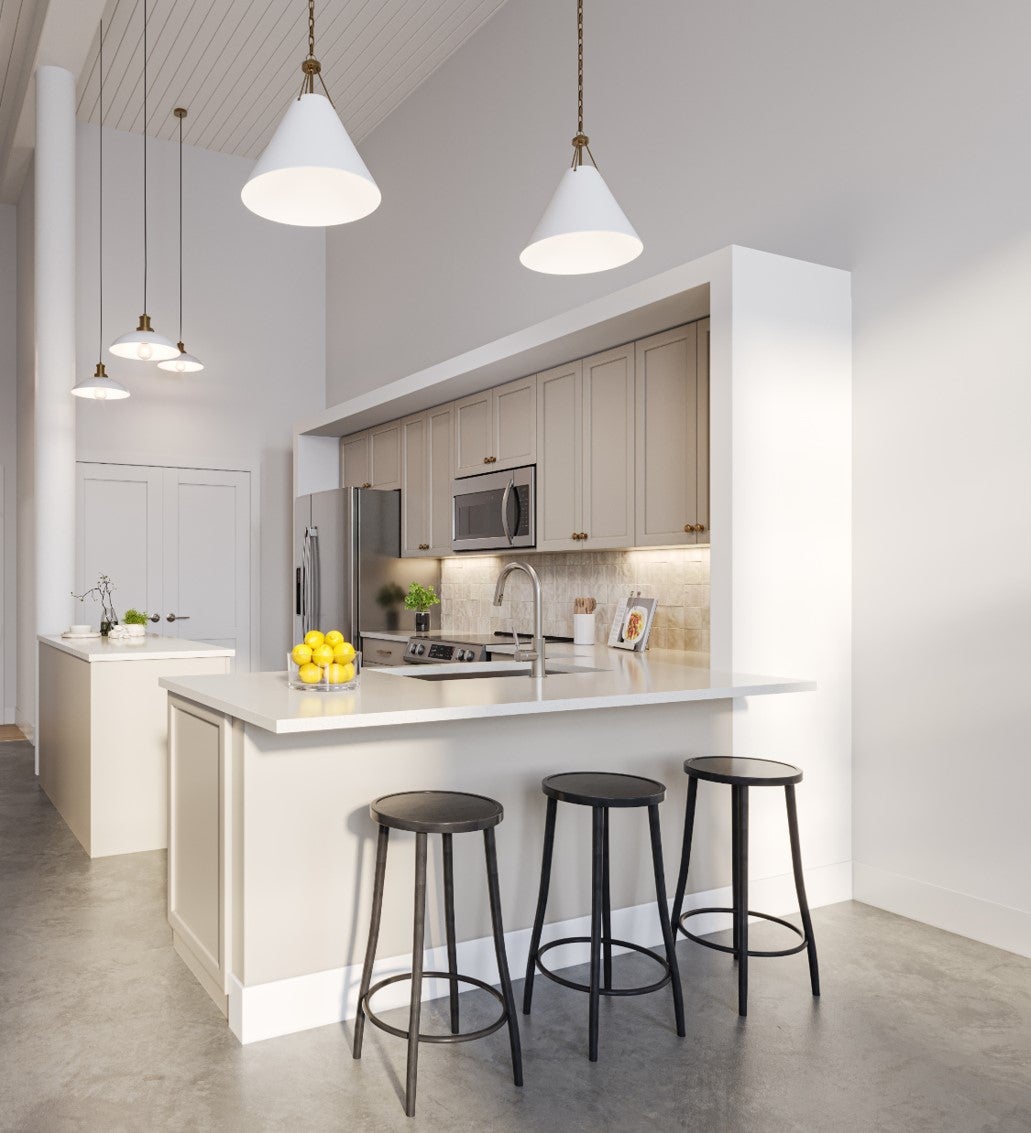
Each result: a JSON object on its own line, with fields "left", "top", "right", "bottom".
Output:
{"left": 370, "top": 791, "right": 503, "bottom": 834}
{"left": 542, "top": 771, "right": 666, "bottom": 808}
{"left": 683, "top": 756, "right": 802, "bottom": 787}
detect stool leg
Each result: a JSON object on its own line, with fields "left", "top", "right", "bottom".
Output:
{"left": 734, "top": 786, "right": 750, "bottom": 1018}
{"left": 670, "top": 776, "right": 698, "bottom": 938}
{"left": 730, "top": 784, "right": 740, "bottom": 964}
{"left": 602, "top": 807, "right": 613, "bottom": 991}
{"left": 648, "top": 804, "right": 686, "bottom": 1038}
{"left": 523, "top": 796, "right": 557, "bottom": 1014}
{"left": 442, "top": 832, "right": 460, "bottom": 1035}
{"left": 785, "top": 784, "right": 821, "bottom": 997}
{"left": 483, "top": 827, "right": 524, "bottom": 1087}
{"left": 353, "top": 823, "right": 389, "bottom": 1060}
{"left": 588, "top": 805, "right": 604, "bottom": 1062}
{"left": 405, "top": 832, "right": 428, "bottom": 1117}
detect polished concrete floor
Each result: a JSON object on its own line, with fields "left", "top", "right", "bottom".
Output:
{"left": 1, "top": 739, "right": 1029, "bottom": 1132}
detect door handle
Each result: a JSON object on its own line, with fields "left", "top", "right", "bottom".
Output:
{"left": 149, "top": 613, "right": 160, "bottom": 623}
{"left": 501, "top": 477, "right": 515, "bottom": 545}
{"left": 166, "top": 613, "right": 190, "bottom": 622}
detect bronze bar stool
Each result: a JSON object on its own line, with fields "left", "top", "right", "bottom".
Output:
{"left": 670, "top": 756, "right": 821, "bottom": 1017}
{"left": 523, "top": 772, "right": 686, "bottom": 1062}
{"left": 352, "top": 791, "right": 523, "bottom": 1118}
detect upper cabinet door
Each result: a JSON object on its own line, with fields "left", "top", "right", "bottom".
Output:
{"left": 341, "top": 431, "right": 371, "bottom": 488}
{"left": 401, "top": 413, "right": 429, "bottom": 557}
{"left": 427, "top": 404, "right": 455, "bottom": 556}
{"left": 634, "top": 321, "right": 707, "bottom": 546}
{"left": 492, "top": 376, "right": 536, "bottom": 471}
{"left": 370, "top": 422, "right": 402, "bottom": 490}
{"left": 581, "top": 345, "right": 635, "bottom": 549}
{"left": 696, "top": 318, "right": 710, "bottom": 541}
{"left": 453, "top": 391, "right": 493, "bottom": 477}
{"left": 536, "top": 361, "right": 582, "bottom": 551}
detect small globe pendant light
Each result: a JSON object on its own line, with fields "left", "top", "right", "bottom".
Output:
{"left": 241, "top": 0, "right": 381, "bottom": 227}
{"left": 159, "top": 108, "right": 204, "bottom": 374}
{"left": 74, "top": 19, "right": 129, "bottom": 401}
{"left": 109, "top": 0, "right": 177, "bottom": 361}
{"left": 520, "top": 0, "right": 642, "bottom": 275}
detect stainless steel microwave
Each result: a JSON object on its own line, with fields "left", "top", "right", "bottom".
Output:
{"left": 452, "top": 465, "right": 536, "bottom": 552}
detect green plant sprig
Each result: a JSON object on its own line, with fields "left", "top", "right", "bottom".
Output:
{"left": 122, "top": 609, "right": 149, "bottom": 626}
{"left": 403, "top": 582, "right": 440, "bottom": 613}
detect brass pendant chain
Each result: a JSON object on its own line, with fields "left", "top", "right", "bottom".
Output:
{"left": 571, "top": 0, "right": 594, "bottom": 170}
{"left": 298, "top": 0, "right": 335, "bottom": 105}
{"left": 308, "top": 0, "right": 316, "bottom": 61}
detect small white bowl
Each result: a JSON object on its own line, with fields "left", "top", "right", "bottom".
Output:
{"left": 70, "top": 624, "right": 92, "bottom": 635}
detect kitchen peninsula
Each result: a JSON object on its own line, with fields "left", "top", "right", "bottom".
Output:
{"left": 161, "top": 645, "right": 815, "bottom": 1043}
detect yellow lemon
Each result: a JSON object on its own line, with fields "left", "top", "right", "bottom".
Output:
{"left": 328, "top": 662, "right": 356, "bottom": 684}
{"left": 311, "top": 643, "right": 334, "bottom": 667}
{"left": 298, "top": 662, "right": 323, "bottom": 685}
{"left": 333, "top": 641, "right": 356, "bottom": 664}
{"left": 327, "top": 662, "right": 354, "bottom": 685}
{"left": 324, "top": 630, "right": 344, "bottom": 647}
{"left": 304, "top": 630, "right": 325, "bottom": 649}
{"left": 291, "top": 643, "right": 313, "bottom": 666}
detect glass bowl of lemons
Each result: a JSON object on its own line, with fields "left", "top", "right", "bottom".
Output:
{"left": 288, "top": 630, "right": 360, "bottom": 691}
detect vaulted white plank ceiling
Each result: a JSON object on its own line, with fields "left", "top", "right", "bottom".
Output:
{"left": 75, "top": 0, "right": 508, "bottom": 155}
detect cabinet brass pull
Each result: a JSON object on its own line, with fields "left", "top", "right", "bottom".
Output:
{"left": 418, "top": 543, "right": 429, "bottom": 550}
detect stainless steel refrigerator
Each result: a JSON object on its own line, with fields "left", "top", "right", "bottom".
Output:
{"left": 294, "top": 488, "right": 441, "bottom": 646}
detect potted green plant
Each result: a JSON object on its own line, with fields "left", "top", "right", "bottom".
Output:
{"left": 404, "top": 582, "right": 439, "bottom": 634}
{"left": 122, "top": 609, "right": 149, "bottom": 638}
{"left": 71, "top": 574, "right": 118, "bottom": 636}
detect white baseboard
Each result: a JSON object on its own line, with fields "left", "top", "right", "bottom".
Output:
{"left": 229, "top": 860, "right": 851, "bottom": 1045}
{"left": 854, "top": 861, "right": 1031, "bottom": 959}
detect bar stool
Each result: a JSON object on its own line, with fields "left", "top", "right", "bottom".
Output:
{"left": 670, "top": 756, "right": 821, "bottom": 1017}
{"left": 523, "top": 772, "right": 685, "bottom": 1062}
{"left": 352, "top": 791, "right": 522, "bottom": 1118}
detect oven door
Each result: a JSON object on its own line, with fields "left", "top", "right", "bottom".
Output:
{"left": 451, "top": 466, "right": 535, "bottom": 552}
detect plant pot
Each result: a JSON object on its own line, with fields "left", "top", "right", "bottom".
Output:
{"left": 100, "top": 620, "right": 116, "bottom": 637}
{"left": 414, "top": 612, "right": 430, "bottom": 634}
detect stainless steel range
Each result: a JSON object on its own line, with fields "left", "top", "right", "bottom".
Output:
{"left": 403, "top": 638, "right": 489, "bottom": 664}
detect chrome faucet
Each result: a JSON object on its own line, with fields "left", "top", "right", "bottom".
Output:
{"left": 493, "top": 561, "right": 546, "bottom": 678}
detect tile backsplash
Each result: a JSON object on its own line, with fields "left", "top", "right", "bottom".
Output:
{"left": 440, "top": 548, "right": 710, "bottom": 653}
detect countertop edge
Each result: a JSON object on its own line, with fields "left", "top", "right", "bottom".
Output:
{"left": 40, "top": 634, "right": 236, "bottom": 663}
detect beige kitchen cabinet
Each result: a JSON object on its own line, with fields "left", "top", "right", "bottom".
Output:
{"left": 360, "top": 635, "right": 409, "bottom": 666}
{"left": 536, "top": 345, "right": 635, "bottom": 551}
{"left": 634, "top": 319, "right": 710, "bottom": 546}
{"left": 454, "top": 376, "right": 536, "bottom": 477}
{"left": 401, "top": 404, "right": 454, "bottom": 557}
{"left": 341, "top": 422, "right": 402, "bottom": 490}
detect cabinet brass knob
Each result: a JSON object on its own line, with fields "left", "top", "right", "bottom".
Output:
{"left": 361, "top": 482, "right": 371, "bottom": 489}
{"left": 483, "top": 457, "right": 490, "bottom": 464}
{"left": 696, "top": 523, "right": 706, "bottom": 533}
{"left": 683, "top": 524, "right": 691, "bottom": 533}
{"left": 489, "top": 455, "right": 497, "bottom": 463}
{"left": 419, "top": 543, "right": 429, "bottom": 550}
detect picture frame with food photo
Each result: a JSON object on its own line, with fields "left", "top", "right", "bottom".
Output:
{"left": 607, "top": 593, "right": 658, "bottom": 651}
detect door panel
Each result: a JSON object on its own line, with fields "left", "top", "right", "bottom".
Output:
{"left": 536, "top": 362, "right": 582, "bottom": 551}
{"left": 370, "top": 424, "right": 402, "bottom": 490}
{"left": 341, "top": 432, "right": 371, "bottom": 488}
{"left": 493, "top": 376, "right": 536, "bottom": 470}
{"left": 427, "top": 405, "right": 454, "bottom": 555}
{"left": 401, "top": 414, "right": 428, "bottom": 556}
{"left": 76, "top": 464, "right": 163, "bottom": 628}
{"left": 582, "top": 346, "right": 635, "bottom": 548}
{"left": 453, "top": 392, "right": 492, "bottom": 477}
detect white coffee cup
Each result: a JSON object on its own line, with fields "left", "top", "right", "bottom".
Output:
{"left": 70, "top": 624, "right": 92, "bottom": 635}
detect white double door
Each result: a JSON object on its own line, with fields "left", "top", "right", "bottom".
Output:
{"left": 76, "top": 463, "right": 251, "bottom": 669}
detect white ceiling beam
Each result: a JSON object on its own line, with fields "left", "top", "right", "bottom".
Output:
{"left": 0, "top": 0, "right": 107, "bottom": 203}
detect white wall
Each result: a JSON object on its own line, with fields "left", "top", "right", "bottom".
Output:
{"left": 325, "top": 1, "right": 1031, "bottom": 953}
{"left": 0, "top": 204, "right": 16, "bottom": 723}
{"left": 16, "top": 166, "right": 35, "bottom": 737}
{"left": 74, "top": 122, "right": 326, "bottom": 675}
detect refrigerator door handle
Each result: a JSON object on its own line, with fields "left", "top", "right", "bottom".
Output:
{"left": 308, "top": 525, "right": 321, "bottom": 632}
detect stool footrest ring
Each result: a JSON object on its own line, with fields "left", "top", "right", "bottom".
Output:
{"left": 675, "top": 906, "right": 809, "bottom": 958}
{"left": 535, "top": 936, "right": 672, "bottom": 997}
{"left": 361, "top": 971, "right": 509, "bottom": 1043}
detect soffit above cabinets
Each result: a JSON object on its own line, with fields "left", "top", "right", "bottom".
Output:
{"left": 75, "top": 0, "right": 509, "bottom": 157}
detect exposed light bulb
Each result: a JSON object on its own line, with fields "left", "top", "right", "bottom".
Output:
{"left": 94, "top": 388, "right": 109, "bottom": 401}
{"left": 137, "top": 341, "right": 153, "bottom": 360}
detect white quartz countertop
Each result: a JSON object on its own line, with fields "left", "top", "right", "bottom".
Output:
{"left": 159, "top": 644, "right": 814, "bottom": 735}
{"left": 39, "top": 633, "right": 235, "bottom": 663}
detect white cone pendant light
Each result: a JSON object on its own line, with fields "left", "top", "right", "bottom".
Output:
{"left": 520, "top": 0, "right": 642, "bottom": 275}
{"left": 241, "top": 1, "right": 380, "bottom": 227}
{"left": 159, "top": 109, "right": 205, "bottom": 374}
{"left": 74, "top": 19, "right": 130, "bottom": 401}
{"left": 110, "top": 0, "right": 177, "bottom": 362}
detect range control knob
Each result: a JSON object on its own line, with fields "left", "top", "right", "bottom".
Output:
{"left": 461, "top": 649, "right": 473, "bottom": 661}
{"left": 415, "top": 643, "right": 425, "bottom": 655}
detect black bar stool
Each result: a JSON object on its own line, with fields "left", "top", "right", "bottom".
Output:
{"left": 670, "top": 756, "right": 821, "bottom": 1017}
{"left": 352, "top": 791, "right": 523, "bottom": 1118}
{"left": 523, "top": 772, "right": 685, "bottom": 1062}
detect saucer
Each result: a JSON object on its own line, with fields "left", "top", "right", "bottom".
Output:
{"left": 62, "top": 632, "right": 101, "bottom": 640}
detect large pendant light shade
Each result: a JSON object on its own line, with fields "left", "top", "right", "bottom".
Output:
{"left": 520, "top": 164, "right": 642, "bottom": 275}
{"left": 521, "top": 0, "right": 642, "bottom": 275}
{"left": 242, "top": 92, "right": 380, "bottom": 226}
{"left": 241, "top": 1, "right": 380, "bottom": 227}
{"left": 73, "top": 19, "right": 130, "bottom": 401}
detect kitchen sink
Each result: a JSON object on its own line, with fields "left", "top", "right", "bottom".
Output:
{"left": 405, "top": 664, "right": 604, "bottom": 681}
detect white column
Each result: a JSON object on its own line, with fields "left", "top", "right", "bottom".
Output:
{"left": 34, "top": 65, "right": 77, "bottom": 759}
